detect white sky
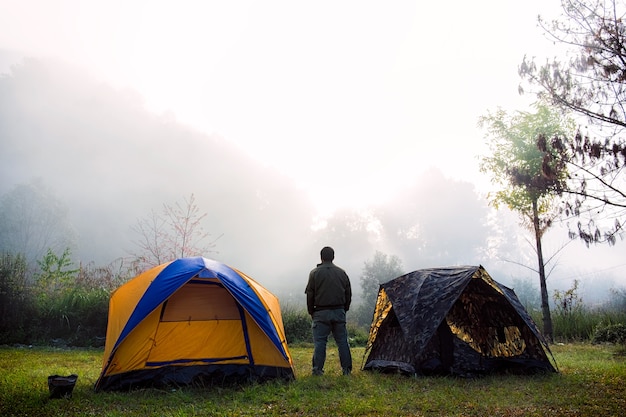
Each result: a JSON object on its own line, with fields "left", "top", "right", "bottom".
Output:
{"left": 0, "top": 0, "right": 565, "bottom": 214}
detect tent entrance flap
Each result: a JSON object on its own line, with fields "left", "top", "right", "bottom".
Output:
{"left": 445, "top": 278, "right": 527, "bottom": 357}
{"left": 161, "top": 283, "right": 240, "bottom": 321}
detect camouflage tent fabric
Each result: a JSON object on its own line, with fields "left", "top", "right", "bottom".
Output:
{"left": 362, "top": 265, "right": 557, "bottom": 377}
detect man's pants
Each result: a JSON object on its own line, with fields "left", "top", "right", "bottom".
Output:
{"left": 311, "top": 309, "right": 352, "bottom": 375}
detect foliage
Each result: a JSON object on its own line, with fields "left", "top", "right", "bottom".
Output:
{"left": 0, "top": 180, "right": 76, "bottom": 266}
{"left": 34, "top": 248, "right": 79, "bottom": 308}
{"left": 592, "top": 323, "right": 626, "bottom": 344}
{"left": 280, "top": 304, "right": 368, "bottom": 347}
{"left": 479, "top": 104, "right": 575, "bottom": 219}
{"left": 1, "top": 344, "right": 625, "bottom": 417}
{"left": 130, "top": 193, "right": 220, "bottom": 270}
{"left": 551, "top": 279, "right": 588, "bottom": 341}
{"left": 351, "top": 303, "right": 375, "bottom": 330}
{"left": 0, "top": 250, "right": 141, "bottom": 346}
{"left": 520, "top": 0, "right": 626, "bottom": 131}
{"left": 548, "top": 280, "right": 626, "bottom": 342}
{"left": 359, "top": 251, "right": 404, "bottom": 306}
{"left": 0, "top": 253, "right": 36, "bottom": 344}
{"left": 29, "top": 249, "right": 111, "bottom": 345}
{"left": 511, "top": 277, "right": 541, "bottom": 312}
{"left": 3, "top": 247, "right": 622, "bottom": 349}
{"left": 281, "top": 304, "right": 312, "bottom": 344}
{"left": 40, "top": 287, "right": 110, "bottom": 346}
{"left": 346, "top": 321, "right": 369, "bottom": 347}
{"left": 479, "top": 103, "right": 576, "bottom": 342}
{"left": 354, "top": 251, "right": 403, "bottom": 327}
{"left": 74, "top": 257, "right": 141, "bottom": 292}
{"left": 553, "top": 279, "right": 584, "bottom": 317}
{"left": 540, "top": 128, "right": 626, "bottom": 245}
{"left": 519, "top": 0, "right": 626, "bottom": 244}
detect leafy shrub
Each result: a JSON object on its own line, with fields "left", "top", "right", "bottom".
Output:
{"left": 347, "top": 322, "right": 369, "bottom": 347}
{"left": 0, "top": 253, "right": 36, "bottom": 344}
{"left": 552, "top": 280, "right": 596, "bottom": 341}
{"left": 592, "top": 323, "right": 626, "bottom": 345}
{"left": 280, "top": 304, "right": 371, "bottom": 347}
{"left": 281, "top": 304, "right": 312, "bottom": 344}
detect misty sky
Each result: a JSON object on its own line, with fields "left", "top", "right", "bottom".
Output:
{"left": 0, "top": 0, "right": 566, "bottom": 211}
{"left": 1, "top": 1, "right": 624, "bottom": 301}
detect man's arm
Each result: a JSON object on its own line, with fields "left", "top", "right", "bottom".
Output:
{"left": 305, "top": 272, "right": 315, "bottom": 315}
{"left": 344, "top": 274, "right": 352, "bottom": 312}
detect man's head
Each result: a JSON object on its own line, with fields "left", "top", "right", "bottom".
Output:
{"left": 320, "top": 246, "right": 335, "bottom": 262}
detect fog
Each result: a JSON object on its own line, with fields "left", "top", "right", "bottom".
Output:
{"left": 1, "top": 57, "right": 624, "bottom": 307}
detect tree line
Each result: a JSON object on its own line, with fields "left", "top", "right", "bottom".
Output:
{"left": 1, "top": 245, "right": 624, "bottom": 347}
{"left": 1, "top": 0, "right": 626, "bottom": 347}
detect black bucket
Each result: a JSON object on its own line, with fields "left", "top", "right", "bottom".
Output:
{"left": 48, "top": 374, "right": 78, "bottom": 399}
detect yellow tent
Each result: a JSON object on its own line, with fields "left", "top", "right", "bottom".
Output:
{"left": 95, "top": 257, "right": 294, "bottom": 391}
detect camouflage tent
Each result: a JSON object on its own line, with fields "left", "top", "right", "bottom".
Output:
{"left": 362, "top": 265, "right": 557, "bottom": 377}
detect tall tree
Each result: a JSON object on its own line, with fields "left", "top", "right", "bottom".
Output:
{"left": 519, "top": 0, "right": 626, "bottom": 244}
{"left": 479, "top": 103, "right": 575, "bottom": 342}
{"left": 130, "top": 194, "right": 220, "bottom": 270}
{"left": 353, "top": 251, "right": 404, "bottom": 327}
{"left": 360, "top": 251, "right": 404, "bottom": 306}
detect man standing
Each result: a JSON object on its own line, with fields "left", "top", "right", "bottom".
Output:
{"left": 305, "top": 246, "right": 352, "bottom": 375}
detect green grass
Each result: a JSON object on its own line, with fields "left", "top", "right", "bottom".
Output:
{"left": 1, "top": 344, "right": 625, "bottom": 416}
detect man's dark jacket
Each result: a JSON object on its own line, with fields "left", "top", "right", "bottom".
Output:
{"left": 305, "top": 261, "right": 352, "bottom": 315}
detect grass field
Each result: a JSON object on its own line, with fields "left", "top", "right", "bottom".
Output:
{"left": 1, "top": 343, "right": 624, "bottom": 416}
